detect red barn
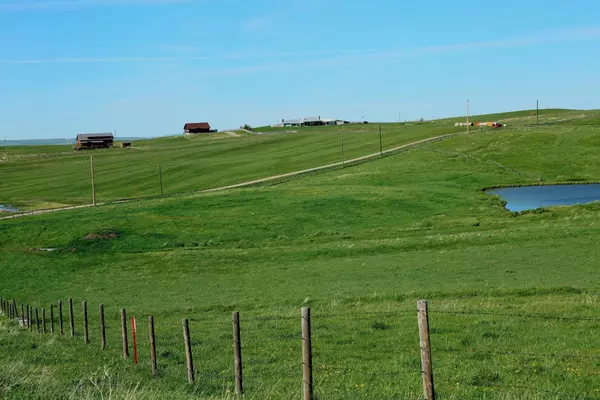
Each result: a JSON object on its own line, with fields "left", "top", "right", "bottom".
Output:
{"left": 184, "top": 122, "right": 212, "bottom": 134}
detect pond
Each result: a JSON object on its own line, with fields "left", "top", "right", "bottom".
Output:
{"left": 487, "top": 184, "right": 600, "bottom": 212}
{"left": 0, "top": 204, "right": 19, "bottom": 213}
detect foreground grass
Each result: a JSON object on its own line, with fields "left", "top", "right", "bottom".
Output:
{"left": 2, "top": 110, "right": 600, "bottom": 398}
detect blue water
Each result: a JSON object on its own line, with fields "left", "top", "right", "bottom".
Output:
{"left": 487, "top": 184, "right": 600, "bottom": 212}
{"left": 0, "top": 204, "right": 18, "bottom": 213}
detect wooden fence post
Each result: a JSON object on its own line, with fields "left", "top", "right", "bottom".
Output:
{"left": 182, "top": 318, "right": 194, "bottom": 384}
{"left": 69, "top": 298, "right": 75, "bottom": 337}
{"left": 149, "top": 316, "right": 157, "bottom": 376}
{"left": 50, "top": 304, "right": 55, "bottom": 334}
{"left": 417, "top": 300, "right": 435, "bottom": 400}
{"left": 29, "top": 305, "right": 33, "bottom": 331}
{"left": 42, "top": 307, "right": 46, "bottom": 333}
{"left": 82, "top": 301, "right": 89, "bottom": 344}
{"left": 21, "top": 303, "right": 25, "bottom": 326}
{"left": 233, "top": 311, "right": 243, "bottom": 395}
{"left": 26, "top": 304, "right": 30, "bottom": 328}
{"left": 121, "top": 309, "right": 129, "bottom": 359}
{"left": 0, "top": 297, "right": 3, "bottom": 314}
{"left": 58, "top": 301, "right": 64, "bottom": 335}
{"left": 100, "top": 304, "right": 106, "bottom": 350}
{"left": 12, "top": 299, "right": 17, "bottom": 318}
{"left": 35, "top": 308, "right": 40, "bottom": 333}
{"left": 132, "top": 316, "right": 138, "bottom": 365}
{"left": 301, "top": 307, "right": 313, "bottom": 400}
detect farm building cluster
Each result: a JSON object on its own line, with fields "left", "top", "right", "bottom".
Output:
{"left": 455, "top": 121, "right": 505, "bottom": 128}
{"left": 272, "top": 117, "right": 351, "bottom": 128}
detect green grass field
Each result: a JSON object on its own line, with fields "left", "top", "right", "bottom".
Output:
{"left": 2, "top": 109, "right": 600, "bottom": 399}
{"left": 0, "top": 122, "right": 462, "bottom": 211}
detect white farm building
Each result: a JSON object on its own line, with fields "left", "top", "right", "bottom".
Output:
{"left": 273, "top": 117, "right": 348, "bottom": 128}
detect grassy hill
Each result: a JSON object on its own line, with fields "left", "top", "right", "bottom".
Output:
{"left": 0, "top": 123, "right": 462, "bottom": 211}
{"left": 2, "top": 108, "right": 596, "bottom": 212}
{"left": 1, "top": 109, "right": 600, "bottom": 399}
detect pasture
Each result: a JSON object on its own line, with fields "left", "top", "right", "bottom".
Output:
{"left": 1, "top": 109, "right": 600, "bottom": 399}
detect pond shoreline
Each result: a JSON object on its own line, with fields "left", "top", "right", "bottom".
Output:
{"left": 485, "top": 183, "right": 600, "bottom": 213}
{"left": 481, "top": 180, "right": 600, "bottom": 191}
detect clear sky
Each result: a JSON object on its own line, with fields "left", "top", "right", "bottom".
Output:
{"left": 1, "top": 0, "right": 600, "bottom": 139}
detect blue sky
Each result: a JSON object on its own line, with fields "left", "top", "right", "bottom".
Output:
{"left": 1, "top": 0, "right": 600, "bottom": 139}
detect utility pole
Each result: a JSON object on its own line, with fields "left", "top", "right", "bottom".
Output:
{"left": 341, "top": 138, "right": 344, "bottom": 168}
{"left": 378, "top": 125, "right": 383, "bottom": 156}
{"left": 90, "top": 156, "right": 97, "bottom": 206}
{"left": 158, "top": 165, "right": 164, "bottom": 196}
{"left": 466, "top": 100, "right": 470, "bottom": 135}
{"left": 536, "top": 100, "right": 539, "bottom": 125}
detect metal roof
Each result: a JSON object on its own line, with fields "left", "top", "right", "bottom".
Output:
{"left": 184, "top": 122, "right": 211, "bottom": 130}
{"left": 303, "top": 117, "right": 321, "bottom": 122}
{"left": 76, "top": 133, "right": 114, "bottom": 141}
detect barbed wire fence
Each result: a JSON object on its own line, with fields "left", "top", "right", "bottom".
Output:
{"left": 0, "top": 296, "right": 598, "bottom": 399}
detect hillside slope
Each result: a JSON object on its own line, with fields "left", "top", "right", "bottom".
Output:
{"left": 2, "top": 110, "right": 600, "bottom": 399}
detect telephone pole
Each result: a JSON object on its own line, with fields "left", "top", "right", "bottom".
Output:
{"left": 378, "top": 125, "right": 383, "bottom": 156}
{"left": 90, "top": 156, "right": 97, "bottom": 206}
{"left": 466, "top": 100, "right": 470, "bottom": 135}
{"left": 158, "top": 165, "right": 164, "bottom": 196}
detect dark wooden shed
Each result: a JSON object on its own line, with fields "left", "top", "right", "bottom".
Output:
{"left": 75, "top": 133, "right": 114, "bottom": 150}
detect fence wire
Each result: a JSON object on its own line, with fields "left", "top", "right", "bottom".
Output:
{"left": 430, "top": 309, "right": 600, "bottom": 322}
{"left": 2, "top": 296, "right": 599, "bottom": 399}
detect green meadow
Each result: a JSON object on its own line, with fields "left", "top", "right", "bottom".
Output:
{"left": 1, "top": 109, "right": 600, "bottom": 399}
